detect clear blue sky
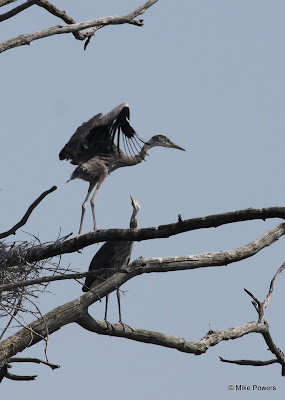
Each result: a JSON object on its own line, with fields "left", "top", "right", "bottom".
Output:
{"left": 1, "top": 0, "right": 285, "bottom": 398}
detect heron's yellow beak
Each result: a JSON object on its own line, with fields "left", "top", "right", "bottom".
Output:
{"left": 171, "top": 143, "right": 185, "bottom": 151}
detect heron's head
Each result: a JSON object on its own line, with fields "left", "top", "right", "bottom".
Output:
{"left": 130, "top": 195, "right": 141, "bottom": 214}
{"left": 148, "top": 135, "right": 185, "bottom": 151}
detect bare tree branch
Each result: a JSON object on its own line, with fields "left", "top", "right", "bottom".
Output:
{"left": 9, "top": 357, "right": 59, "bottom": 369}
{"left": 0, "top": 0, "right": 17, "bottom": 7}
{"left": 0, "top": 269, "right": 107, "bottom": 292}
{"left": 219, "top": 357, "right": 279, "bottom": 367}
{"left": 32, "top": 0, "right": 84, "bottom": 40}
{"left": 77, "top": 312, "right": 267, "bottom": 355}
{"left": 0, "top": 186, "right": 57, "bottom": 239}
{"left": 0, "top": 0, "right": 158, "bottom": 53}
{"left": 263, "top": 261, "right": 285, "bottom": 308}
{"left": 1, "top": 243, "right": 285, "bottom": 376}
{"left": 2, "top": 219, "right": 285, "bottom": 293}
{"left": 2, "top": 371, "right": 37, "bottom": 381}
{"left": 7, "top": 207, "right": 285, "bottom": 265}
{"left": 0, "top": 1, "right": 35, "bottom": 22}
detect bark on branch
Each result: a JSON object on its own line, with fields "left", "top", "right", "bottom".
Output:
{"left": 1, "top": 229, "right": 285, "bottom": 372}
{"left": 0, "top": 0, "right": 158, "bottom": 53}
{"left": 2, "top": 219, "right": 285, "bottom": 292}
{"left": 7, "top": 206, "right": 285, "bottom": 266}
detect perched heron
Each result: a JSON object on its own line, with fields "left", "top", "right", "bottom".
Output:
{"left": 59, "top": 102, "right": 185, "bottom": 235}
{"left": 82, "top": 195, "right": 140, "bottom": 323}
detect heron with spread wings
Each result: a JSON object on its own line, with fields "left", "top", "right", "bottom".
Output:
{"left": 59, "top": 103, "right": 185, "bottom": 235}
{"left": 82, "top": 195, "right": 140, "bottom": 323}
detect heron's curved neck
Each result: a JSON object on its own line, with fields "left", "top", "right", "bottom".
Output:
{"left": 130, "top": 209, "right": 138, "bottom": 228}
{"left": 123, "top": 141, "right": 153, "bottom": 167}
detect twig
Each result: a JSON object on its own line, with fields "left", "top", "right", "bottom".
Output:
{"left": 2, "top": 370, "right": 37, "bottom": 381}
{"left": 0, "top": 270, "right": 106, "bottom": 292}
{"left": 263, "top": 261, "right": 285, "bottom": 308}
{"left": 0, "top": 297, "right": 22, "bottom": 340}
{"left": 8, "top": 357, "right": 59, "bottom": 369}
{"left": 0, "top": 186, "right": 57, "bottom": 239}
{"left": 219, "top": 356, "right": 279, "bottom": 367}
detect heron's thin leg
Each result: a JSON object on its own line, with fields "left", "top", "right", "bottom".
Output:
{"left": 104, "top": 294, "right": 109, "bottom": 322}
{"left": 78, "top": 182, "right": 95, "bottom": 236}
{"left": 116, "top": 289, "right": 122, "bottom": 323}
{"left": 90, "top": 176, "right": 106, "bottom": 231}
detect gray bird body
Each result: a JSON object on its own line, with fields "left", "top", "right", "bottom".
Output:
{"left": 59, "top": 103, "right": 185, "bottom": 234}
{"left": 82, "top": 197, "right": 140, "bottom": 322}
{"left": 82, "top": 198, "right": 139, "bottom": 293}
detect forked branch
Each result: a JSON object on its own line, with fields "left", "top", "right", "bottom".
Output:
{"left": 0, "top": 0, "right": 159, "bottom": 53}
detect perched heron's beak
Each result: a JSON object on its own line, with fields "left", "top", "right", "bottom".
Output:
{"left": 130, "top": 195, "right": 136, "bottom": 204}
{"left": 171, "top": 142, "right": 185, "bottom": 151}
{"left": 130, "top": 195, "right": 140, "bottom": 209}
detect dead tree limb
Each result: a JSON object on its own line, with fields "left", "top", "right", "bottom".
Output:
{"left": 1, "top": 220, "right": 284, "bottom": 292}
{"left": 6, "top": 207, "right": 285, "bottom": 265}
{"left": 0, "top": 186, "right": 57, "bottom": 239}
{"left": 0, "top": 0, "right": 158, "bottom": 53}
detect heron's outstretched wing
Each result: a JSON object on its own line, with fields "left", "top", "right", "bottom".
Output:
{"left": 59, "top": 113, "right": 102, "bottom": 165}
{"left": 59, "top": 103, "right": 144, "bottom": 165}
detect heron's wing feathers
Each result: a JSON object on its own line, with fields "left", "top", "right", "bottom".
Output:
{"left": 59, "top": 113, "right": 102, "bottom": 165}
{"left": 87, "top": 103, "right": 144, "bottom": 158}
{"left": 82, "top": 240, "right": 133, "bottom": 292}
{"left": 59, "top": 104, "right": 145, "bottom": 165}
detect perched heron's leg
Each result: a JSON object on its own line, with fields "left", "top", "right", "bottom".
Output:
{"left": 116, "top": 289, "right": 122, "bottom": 323}
{"left": 90, "top": 175, "right": 106, "bottom": 232}
{"left": 117, "top": 289, "right": 133, "bottom": 332}
{"left": 78, "top": 182, "right": 95, "bottom": 236}
{"left": 104, "top": 294, "right": 109, "bottom": 322}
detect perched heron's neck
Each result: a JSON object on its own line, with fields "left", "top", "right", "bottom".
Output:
{"left": 130, "top": 209, "right": 138, "bottom": 228}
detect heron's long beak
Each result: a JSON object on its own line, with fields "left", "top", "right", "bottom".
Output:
{"left": 171, "top": 143, "right": 185, "bottom": 151}
{"left": 130, "top": 195, "right": 140, "bottom": 208}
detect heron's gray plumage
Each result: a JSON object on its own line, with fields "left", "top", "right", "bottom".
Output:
{"left": 59, "top": 103, "right": 185, "bottom": 235}
{"left": 82, "top": 196, "right": 140, "bottom": 322}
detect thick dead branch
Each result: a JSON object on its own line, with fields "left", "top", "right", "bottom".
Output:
{"left": 77, "top": 312, "right": 266, "bottom": 355}
{"left": 1, "top": 238, "right": 285, "bottom": 376}
{"left": 0, "top": 234, "right": 284, "bottom": 367}
{"left": 0, "top": 186, "right": 57, "bottom": 239}
{"left": 2, "top": 220, "right": 285, "bottom": 292}
{"left": 0, "top": 0, "right": 158, "bottom": 53}
{"left": 7, "top": 207, "right": 285, "bottom": 265}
